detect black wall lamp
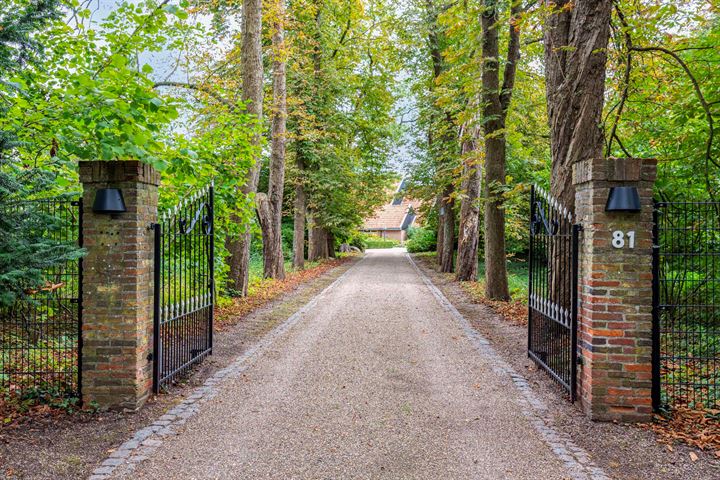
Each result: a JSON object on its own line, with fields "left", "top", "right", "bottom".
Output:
{"left": 606, "top": 186, "right": 641, "bottom": 213}
{"left": 92, "top": 188, "right": 127, "bottom": 214}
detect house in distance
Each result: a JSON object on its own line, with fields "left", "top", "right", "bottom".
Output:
{"left": 361, "top": 179, "right": 421, "bottom": 244}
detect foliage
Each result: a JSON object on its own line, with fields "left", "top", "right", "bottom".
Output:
{"left": 6, "top": 1, "right": 195, "bottom": 173}
{"left": 0, "top": 0, "right": 84, "bottom": 307}
{"left": 281, "top": 221, "right": 296, "bottom": 259}
{"left": 405, "top": 227, "right": 437, "bottom": 253}
{"left": 364, "top": 235, "right": 400, "bottom": 249}
{"left": 12, "top": 0, "right": 260, "bottom": 297}
{"left": 605, "top": 1, "right": 720, "bottom": 200}
{"left": 286, "top": 0, "right": 400, "bottom": 241}
{"left": 402, "top": 0, "right": 720, "bottom": 284}
{"left": 398, "top": 0, "right": 548, "bottom": 264}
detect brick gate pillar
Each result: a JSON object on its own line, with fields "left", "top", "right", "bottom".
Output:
{"left": 79, "top": 161, "right": 160, "bottom": 410}
{"left": 573, "top": 157, "right": 657, "bottom": 422}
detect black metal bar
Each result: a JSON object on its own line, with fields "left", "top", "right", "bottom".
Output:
{"left": 209, "top": 185, "right": 215, "bottom": 354}
{"left": 527, "top": 185, "right": 577, "bottom": 401}
{"left": 152, "top": 222, "right": 162, "bottom": 394}
{"left": 652, "top": 200, "right": 720, "bottom": 410}
{"left": 0, "top": 198, "right": 83, "bottom": 398}
{"left": 651, "top": 203, "right": 661, "bottom": 411}
{"left": 151, "top": 184, "right": 215, "bottom": 392}
{"left": 528, "top": 350, "right": 573, "bottom": 392}
{"left": 528, "top": 186, "right": 535, "bottom": 357}
{"left": 76, "top": 198, "right": 84, "bottom": 403}
{"left": 570, "top": 223, "right": 581, "bottom": 403}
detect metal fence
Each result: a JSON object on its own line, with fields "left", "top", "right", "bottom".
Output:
{"left": 528, "top": 186, "right": 580, "bottom": 401}
{"left": 0, "top": 199, "right": 83, "bottom": 398}
{"left": 653, "top": 201, "right": 720, "bottom": 410}
{"left": 153, "top": 184, "right": 214, "bottom": 392}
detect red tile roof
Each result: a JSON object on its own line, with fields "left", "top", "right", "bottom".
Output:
{"left": 362, "top": 183, "right": 421, "bottom": 231}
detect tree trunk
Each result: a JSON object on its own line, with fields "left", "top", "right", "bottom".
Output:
{"left": 483, "top": 142, "right": 509, "bottom": 300}
{"left": 256, "top": 194, "right": 284, "bottom": 279}
{"left": 308, "top": 222, "right": 328, "bottom": 261}
{"left": 258, "top": 0, "right": 287, "bottom": 280}
{"left": 326, "top": 232, "right": 336, "bottom": 258}
{"left": 307, "top": 213, "right": 317, "bottom": 261}
{"left": 293, "top": 157, "right": 306, "bottom": 269}
{"left": 227, "top": 0, "right": 264, "bottom": 296}
{"left": 544, "top": 0, "right": 613, "bottom": 210}
{"left": 425, "top": 1, "right": 457, "bottom": 271}
{"left": 456, "top": 129, "right": 481, "bottom": 282}
{"left": 436, "top": 193, "right": 445, "bottom": 267}
{"left": 481, "top": 0, "right": 522, "bottom": 301}
{"left": 439, "top": 185, "right": 455, "bottom": 273}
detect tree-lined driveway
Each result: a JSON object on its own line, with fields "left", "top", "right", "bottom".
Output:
{"left": 112, "top": 249, "right": 596, "bottom": 479}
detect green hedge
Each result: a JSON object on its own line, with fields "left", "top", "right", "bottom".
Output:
{"left": 365, "top": 236, "right": 400, "bottom": 249}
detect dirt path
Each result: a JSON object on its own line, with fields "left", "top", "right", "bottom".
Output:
{"left": 101, "top": 249, "right": 607, "bottom": 479}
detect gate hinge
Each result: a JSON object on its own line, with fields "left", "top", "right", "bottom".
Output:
{"left": 577, "top": 356, "right": 584, "bottom": 366}
{"left": 70, "top": 298, "right": 80, "bottom": 304}
{"left": 147, "top": 352, "right": 154, "bottom": 362}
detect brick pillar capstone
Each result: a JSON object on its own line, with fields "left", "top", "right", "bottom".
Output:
{"left": 79, "top": 161, "right": 160, "bottom": 410}
{"left": 573, "top": 157, "right": 657, "bottom": 422}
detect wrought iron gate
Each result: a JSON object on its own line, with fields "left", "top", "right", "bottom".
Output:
{"left": 0, "top": 199, "right": 83, "bottom": 398}
{"left": 528, "top": 186, "right": 580, "bottom": 400}
{"left": 153, "top": 185, "right": 214, "bottom": 392}
{"left": 653, "top": 200, "right": 720, "bottom": 410}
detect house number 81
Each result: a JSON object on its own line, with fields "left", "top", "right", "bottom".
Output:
{"left": 612, "top": 231, "right": 635, "bottom": 249}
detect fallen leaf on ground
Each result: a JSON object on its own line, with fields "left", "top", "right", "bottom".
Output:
{"left": 643, "top": 406, "right": 720, "bottom": 456}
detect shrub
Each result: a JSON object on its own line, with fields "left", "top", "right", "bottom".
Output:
{"left": 345, "top": 230, "right": 370, "bottom": 251}
{"left": 406, "top": 227, "right": 436, "bottom": 253}
{"left": 281, "top": 221, "right": 295, "bottom": 259}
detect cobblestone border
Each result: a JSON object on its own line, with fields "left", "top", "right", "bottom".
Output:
{"left": 89, "top": 258, "right": 362, "bottom": 480}
{"left": 407, "top": 254, "right": 611, "bottom": 480}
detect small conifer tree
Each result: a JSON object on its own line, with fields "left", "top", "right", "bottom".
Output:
{"left": 0, "top": 1, "right": 82, "bottom": 307}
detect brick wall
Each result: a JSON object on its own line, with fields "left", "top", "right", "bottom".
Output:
{"left": 573, "top": 158, "right": 657, "bottom": 422}
{"left": 79, "top": 161, "right": 160, "bottom": 410}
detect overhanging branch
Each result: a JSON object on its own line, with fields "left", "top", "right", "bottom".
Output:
{"left": 153, "top": 81, "right": 237, "bottom": 110}
{"left": 631, "top": 45, "right": 718, "bottom": 196}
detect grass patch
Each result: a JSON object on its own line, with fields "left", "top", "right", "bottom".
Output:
{"left": 477, "top": 259, "right": 529, "bottom": 303}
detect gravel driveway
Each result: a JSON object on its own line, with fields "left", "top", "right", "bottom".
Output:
{"left": 107, "top": 249, "right": 598, "bottom": 479}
